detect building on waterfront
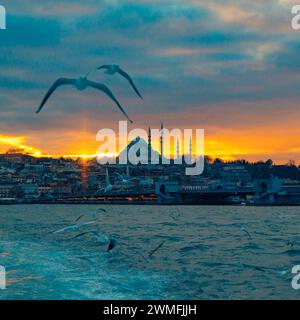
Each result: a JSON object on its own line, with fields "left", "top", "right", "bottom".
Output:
{"left": 20, "top": 184, "right": 39, "bottom": 199}
{"left": 253, "top": 177, "right": 300, "bottom": 205}
{"left": 0, "top": 183, "right": 20, "bottom": 199}
{"left": 222, "top": 165, "right": 252, "bottom": 186}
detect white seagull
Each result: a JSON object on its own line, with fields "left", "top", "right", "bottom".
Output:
{"left": 97, "top": 65, "right": 143, "bottom": 99}
{"left": 89, "top": 168, "right": 113, "bottom": 198}
{"left": 36, "top": 75, "right": 133, "bottom": 123}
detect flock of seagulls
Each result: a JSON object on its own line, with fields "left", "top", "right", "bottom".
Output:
{"left": 50, "top": 206, "right": 256, "bottom": 261}
{"left": 34, "top": 65, "right": 144, "bottom": 260}
{"left": 36, "top": 64, "right": 143, "bottom": 123}
{"left": 52, "top": 208, "right": 116, "bottom": 252}
{"left": 2, "top": 207, "right": 295, "bottom": 295}
{"left": 50, "top": 207, "right": 169, "bottom": 257}
{"left": 49, "top": 208, "right": 261, "bottom": 265}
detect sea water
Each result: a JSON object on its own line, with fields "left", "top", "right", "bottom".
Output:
{"left": 0, "top": 205, "right": 299, "bottom": 300}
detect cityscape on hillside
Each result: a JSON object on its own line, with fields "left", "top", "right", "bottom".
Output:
{"left": 1, "top": 128, "right": 300, "bottom": 205}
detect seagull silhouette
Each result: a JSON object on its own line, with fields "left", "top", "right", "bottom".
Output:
{"left": 148, "top": 241, "right": 166, "bottom": 258}
{"left": 240, "top": 226, "right": 252, "bottom": 240}
{"left": 107, "top": 239, "right": 117, "bottom": 252}
{"left": 36, "top": 75, "right": 133, "bottom": 123}
{"left": 98, "top": 65, "right": 143, "bottom": 99}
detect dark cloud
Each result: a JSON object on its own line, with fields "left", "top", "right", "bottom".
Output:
{"left": 0, "top": 0, "right": 299, "bottom": 161}
{"left": 0, "top": 15, "right": 62, "bottom": 47}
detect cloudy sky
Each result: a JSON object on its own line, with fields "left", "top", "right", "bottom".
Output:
{"left": 0, "top": 0, "right": 300, "bottom": 162}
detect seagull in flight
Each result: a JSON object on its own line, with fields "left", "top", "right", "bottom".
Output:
{"left": 107, "top": 239, "right": 117, "bottom": 252}
{"left": 240, "top": 226, "right": 252, "bottom": 240}
{"left": 97, "top": 65, "right": 143, "bottom": 99}
{"left": 148, "top": 241, "right": 166, "bottom": 258}
{"left": 36, "top": 75, "right": 133, "bottom": 123}
{"left": 90, "top": 168, "right": 113, "bottom": 198}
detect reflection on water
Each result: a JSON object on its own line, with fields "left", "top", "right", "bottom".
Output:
{"left": 0, "top": 205, "right": 299, "bottom": 300}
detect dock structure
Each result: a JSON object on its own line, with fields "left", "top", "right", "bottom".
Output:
{"left": 8, "top": 183, "right": 253, "bottom": 205}
{"left": 155, "top": 181, "right": 254, "bottom": 205}
{"left": 253, "top": 177, "right": 300, "bottom": 206}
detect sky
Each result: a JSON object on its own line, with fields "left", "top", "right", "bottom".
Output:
{"left": 0, "top": 0, "right": 300, "bottom": 163}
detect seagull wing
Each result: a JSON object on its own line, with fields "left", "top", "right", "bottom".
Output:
{"left": 69, "top": 232, "right": 91, "bottom": 240}
{"left": 75, "top": 209, "right": 104, "bottom": 222}
{"left": 79, "top": 221, "right": 97, "bottom": 227}
{"left": 87, "top": 80, "right": 133, "bottom": 123}
{"left": 36, "top": 78, "right": 76, "bottom": 114}
{"left": 53, "top": 221, "right": 96, "bottom": 234}
{"left": 242, "top": 228, "right": 252, "bottom": 240}
{"left": 148, "top": 241, "right": 166, "bottom": 258}
{"left": 97, "top": 65, "right": 110, "bottom": 70}
{"left": 53, "top": 224, "right": 77, "bottom": 234}
{"left": 117, "top": 67, "right": 143, "bottom": 99}
{"left": 75, "top": 215, "right": 84, "bottom": 223}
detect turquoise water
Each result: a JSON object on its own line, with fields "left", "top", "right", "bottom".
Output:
{"left": 0, "top": 205, "right": 299, "bottom": 300}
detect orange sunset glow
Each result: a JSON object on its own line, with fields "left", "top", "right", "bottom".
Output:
{"left": 1, "top": 122, "right": 299, "bottom": 164}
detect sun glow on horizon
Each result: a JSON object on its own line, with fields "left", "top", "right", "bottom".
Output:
{"left": 0, "top": 134, "right": 121, "bottom": 159}
{"left": 0, "top": 134, "right": 43, "bottom": 157}
{"left": 0, "top": 132, "right": 299, "bottom": 164}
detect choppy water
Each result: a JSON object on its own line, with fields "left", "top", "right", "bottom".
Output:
{"left": 0, "top": 205, "right": 299, "bottom": 300}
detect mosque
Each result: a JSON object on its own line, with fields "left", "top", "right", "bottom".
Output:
{"left": 147, "top": 123, "right": 193, "bottom": 165}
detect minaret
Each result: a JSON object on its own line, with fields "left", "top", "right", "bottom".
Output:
{"left": 160, "top": 122, "right": 164, "bottom": 163}
{"left": 148, "top": 127, "right": 152, "bottom": 164}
